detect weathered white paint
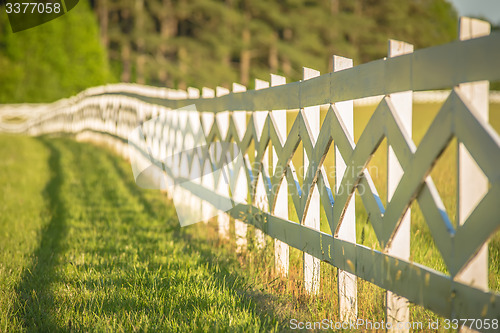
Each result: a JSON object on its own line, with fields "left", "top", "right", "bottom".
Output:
{"left": 254, "top": 79, "right": 270, "bottom": 249}
{"left": 232, "top": 82, "right": 248, "bottom": 252}
{"left": 302, "top": 67, "right": 321, "bottom": 295}
{"left": 457, "top": 17, "right": 490, "bottom": 333}
{"left": 215, "top": 87, "right": 231, "bottom": 239}
{"left": 270, "top": 74, "right": 289, "bottom": 276}
{"left": 201, "top": 87, "right": 216, "bottom": 224}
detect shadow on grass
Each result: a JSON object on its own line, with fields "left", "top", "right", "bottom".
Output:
{"left": 12, "top": 138, "right": 291, "bottom": 330}
{"left": 15, "top": 137, "right": 67, "bottom": 331}
{"left": 100, "top": 146, "right": 178, "bottom": 231}
{"left": 98, "top": 143, "right": 288, "bottom": 329}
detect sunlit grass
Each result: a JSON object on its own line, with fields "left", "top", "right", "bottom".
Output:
{"left": 0, "top": 135, "right": 281, "bottom": 332}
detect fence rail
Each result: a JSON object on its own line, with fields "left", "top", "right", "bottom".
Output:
{"left": 2, "top": 17, "right": 500, "bottom": 332}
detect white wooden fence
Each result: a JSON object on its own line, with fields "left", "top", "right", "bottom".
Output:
{"left": 2, "top": 17, "right": 500, "bottom": 332}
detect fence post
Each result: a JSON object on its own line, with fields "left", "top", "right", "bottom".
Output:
{"left": 172, "top": 100, "right": 183, "bottom": 200}
{"left": 254, "top": 78, "right": 270, "bottom": 249}
{"left": 456, "top": 17, "right": 490, "bottom": 332}
{"left": 201, "top": 87, "right": 215, "bottom": 224}
{"left": 161, "top": 106, "right": 173, "bottom": 200}
{"left": 333, "top": 55, "right": 357, "bottom": 321}
{"left": 187, "top": 87, "right": 201, "bottom": 219}
{"left": 270, "top": 74, "right": 289, "bottom": 276}
{"left": 385, "top": 40, "right": 414, "bottom": 332}
{"left": 302, "top": 67, "right": 320, "bottom": 295}
{"left": 232, "top": 82, "right": 248, "bottom": 252}
{"left": 216, "top": 86, "right": 231, "bottom": 240}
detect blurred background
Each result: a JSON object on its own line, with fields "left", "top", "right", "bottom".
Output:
{"left": 0, "top": 0, "right": 498, "bottom": 103}
{"left": 1, "top": 2, "right": 500, "bottom": 330}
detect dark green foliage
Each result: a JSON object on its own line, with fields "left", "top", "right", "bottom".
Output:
{"left": 0, "top": 1, "right": 113, "bottom": 103}
{"left": 0, "top": 0, "right": 460, "bottom": 102}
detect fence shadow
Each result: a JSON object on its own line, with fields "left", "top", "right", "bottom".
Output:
{"left": 15, "top": 137, "right": 67, "bottom": 331}
{"left": 177, "top": 226, "right": 295, "bottom": 324}
{"left": 100, "top": 144, "right": 159, "bottom": 222}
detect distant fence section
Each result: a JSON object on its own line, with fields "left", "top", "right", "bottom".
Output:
{"left": 353, "top": 90, "right": 500, "bottom": 106}
{"left": 2, "top": 17, "right": 500, "bottom": 332}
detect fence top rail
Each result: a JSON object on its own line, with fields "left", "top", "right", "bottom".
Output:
{"left": 6, "top": 32, "right": 498, "bottom": 119}
{"left": 94, "top": 32, "right": 499, "bottom": 113}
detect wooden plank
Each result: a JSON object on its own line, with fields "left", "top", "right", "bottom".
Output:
{"left": 333, "top": 56, "right": 357, "bottom": 321}
{"left": 456, "top": 22, "right": 490, "bottom": 333}
{"left": 166, "top": 193, "right": 500, "bottom": 323}
{"left": 270, "top": 74, "right": 289, "bottom": 276}
{"left": 343, "top": 96, "right": 453, "bottom": 248}
{"left": 453, "top": 90, "right": 500, "bottom": 181}
{"left": 103, "top": 33, "right": 500, "bottom": 113}
{"left": 201, "top": 88, "right": 216, "bottom": 223}
{"left": 332, "top": 100, "right": 387, "bottom": 237}
{"left": 454, "top": 186, "right": 500, "bottom": 276}
{"left": 232, "top": 82, "right": 248, "bottom": 252}
{"left": 376, "top": 97, "right": 453, "bottom": 246}
{"left": 417, "top": 179, "right": 454, "bottom": 266}
{"left": 386, "top": 40, "right": 413, "bottom": 333}
{"left": 20, "top": 25, "right": 500, "bottom": 326}
{"left": 302, "top": 67, "right": 321, "bottom": 295}
{"left": 215, "top": 87, "right": 231, "bottom": 239}
{"left": 452, "top": 88, "right": 500, "bottom": 276}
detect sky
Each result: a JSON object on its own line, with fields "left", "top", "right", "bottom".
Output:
{"left": 447, "top": 0, "right": 500, "bottom": 25}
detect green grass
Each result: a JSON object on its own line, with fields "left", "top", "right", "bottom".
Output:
{"left": 0, "top": 101, "right": 499, "bottom": 332}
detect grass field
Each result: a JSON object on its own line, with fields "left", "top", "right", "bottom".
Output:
{"left": 0, "top": 101, "right": 499, "bottom": 332}
{"left": 0, "top": 135, "right": 287, "bottom": 331}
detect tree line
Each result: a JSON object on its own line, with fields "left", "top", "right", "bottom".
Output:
{"left": 90, "top": 0, "right": 458, "bottom": 90}
{"left": 0, "top": 0, "right": 460, "bottom": 103}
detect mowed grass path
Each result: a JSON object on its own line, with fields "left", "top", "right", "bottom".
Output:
{"left": 0, "top": 135, "right": 285, "bottom": 332}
